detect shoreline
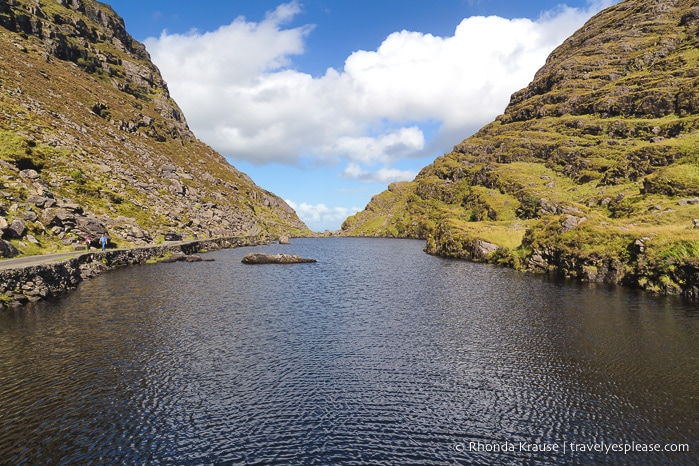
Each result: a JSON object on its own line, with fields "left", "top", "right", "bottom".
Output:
{"left": 5, "top": 234, "right": 696, "bottom": 308}
{"left": 0, "top": 236, "right": 271, "bottom": 308}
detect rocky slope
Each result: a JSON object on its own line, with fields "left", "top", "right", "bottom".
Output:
{"left": 0, "top": 0, "right": 310, "bottom": 258}
{"left": 342, "top": 0, "right": 699, "bottom": 297}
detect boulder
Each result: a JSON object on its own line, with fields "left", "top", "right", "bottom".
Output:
{"left": 76, "top": 216, "right": 108, "bottom": 237}
{"left": 0, "top": 240, "right": 19, "bottom": 258}
{"left": 27, "top": 195, "right": 50, "bottom": 207}
{"left": 160, "top": 251, "right": 187, "bottom": 263}
{"left": 4, "top": 219, "right": 27, "bottom": 239}
{"left": 538, "top": 198, "right": 559, "bottom": 215}
{"left": 279, "top": 235, "right": 290, "bottom": 244}
{"left": 158, "top": 252, "right": 203, "bottom": 263}
{"left": 528, "top": 252, "right": 550, "bottom": 272}
{"left": 22, "top": 211, "right": 38, "bottom": 222}
{"left": 560, "top": 215, "right": 587, "bottom": 233}
{"left": 632, "top": 237, "right": 652, "bottom": 253}
{"left": 58, "top": 203, "right": 84, "bottom": 214}
{"left": 42, "top": 208, "right": 76, "bottom": 228}
{"left": 170, "top": 179, "right": 185, "bottom": 196}
{"left": 161, "top": 164, "right": 178, "bottom": 178}
{"left": 19, "top": 169, "right": 39, "bottom": 180}
{"left": 473, "top": 239, "right": 499, "bottom": 260}
{"left": 128, "top": 225, "right": 148, "bottom": 240}
{"left": 241, "top": 253, "right": 316, "bottom": 264}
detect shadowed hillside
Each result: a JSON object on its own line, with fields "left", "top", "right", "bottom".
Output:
{"left": 0, "top": 0, "right": 310, "bottom": 258}
{"left": 342, "top": 0, "right": 699, "bottom": 297}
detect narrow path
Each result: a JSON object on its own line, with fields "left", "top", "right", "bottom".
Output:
{"left": 0, "top": 251, "right": 84, "bottom": 270}
{"left": 0, "top": 242, "right": 185, "bottom": 271}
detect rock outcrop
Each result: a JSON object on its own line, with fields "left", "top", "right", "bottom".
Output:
{"left": 0, "top": 0, "right": 310, "bottom": 259}
{"left": 241, "top": 253, "right": 317, "bottom": 264}
{"left": 341, "top": 0, "right": 699, "bottom": 297}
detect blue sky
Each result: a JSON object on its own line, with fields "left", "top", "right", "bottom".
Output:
{"left": 106, "top": 0, "right": 619, "bottom": 232}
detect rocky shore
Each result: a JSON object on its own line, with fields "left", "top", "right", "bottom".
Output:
{"left": 0, "top": 236, "right": 270, "bottom": 308}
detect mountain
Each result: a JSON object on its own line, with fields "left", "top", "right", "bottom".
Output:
{"left": 342, "top": 0, "right": 699, "bottom": 296}
{"left": 0, "top": 0, "right": 310, "bottom": 258}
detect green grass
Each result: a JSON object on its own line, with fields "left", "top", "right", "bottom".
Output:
{"left": 340, "top": 0, "right": 699, "bottom": 294}
{"left": 643, "top": 164, "right": 699, "bottom": 196}
{"left": 1, "top": 0, "right": 312, "bottom": 259}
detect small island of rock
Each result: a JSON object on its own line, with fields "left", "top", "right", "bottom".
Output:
{"left": 241, "top": 253, "right": 317, "bottom": 264}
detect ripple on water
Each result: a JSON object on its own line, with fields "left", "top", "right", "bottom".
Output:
{"left": 0, "top": 238, "right": 697, "bottom": 464}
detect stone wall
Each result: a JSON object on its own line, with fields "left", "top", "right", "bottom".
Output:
{"left": 0, "top": 236, "right": 269, "bottom": 307}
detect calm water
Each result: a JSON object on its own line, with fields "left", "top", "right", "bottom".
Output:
{"left": 0, "top": 238, "right": 697, "bottom": 465}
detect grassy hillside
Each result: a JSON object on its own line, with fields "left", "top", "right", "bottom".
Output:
{"left": 0, "top": 0, "right": 310, "bottom": 258}
{"left": 342, "top": 0, "right": 699, "bottom": 297}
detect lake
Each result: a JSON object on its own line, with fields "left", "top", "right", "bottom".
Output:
{"left": 0, "top": 237, "right": 697, "bottom": 464}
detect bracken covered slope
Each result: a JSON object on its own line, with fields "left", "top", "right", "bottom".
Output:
{"left": 0, "top": 0, "right": 310, "bottom": 258}
{"left": 342, "top": 0, "right": 699, "bottom": 297}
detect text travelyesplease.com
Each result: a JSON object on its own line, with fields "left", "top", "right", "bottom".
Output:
{"left": 454, "top": 441, "right": 690, "bottom": 455}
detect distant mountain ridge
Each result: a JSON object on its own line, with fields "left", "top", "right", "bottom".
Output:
{"left": 0, "top": 0, "right": 310, "bottom": 258}
{"left": 342, "top": 0, "right": 699, "bottom": 297}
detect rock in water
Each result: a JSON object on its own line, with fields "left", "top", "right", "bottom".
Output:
{"left": 241, "top": 253, "right": 316, "bottom": 264}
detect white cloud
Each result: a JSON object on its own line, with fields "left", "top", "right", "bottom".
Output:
{"left": 320, "top": 127, "right": 425, "bottom": 165}
{"left": 148, "top": 2, "right": 310, "bottom": 85}
{"left": 341, "top": 162, "right": 417, "bottom": 184}
{"left": 285, "top": 200, "right": 361, "bottom": 230}
{"left": 144, "top": 1, "right": 612, "bottom": 179}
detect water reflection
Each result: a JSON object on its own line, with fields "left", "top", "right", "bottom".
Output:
{"left": 0, "top": 238, "right": 696, "bottom": 464}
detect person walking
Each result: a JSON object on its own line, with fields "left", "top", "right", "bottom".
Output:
{"left": 99, "top": 233, "right": 108, "bottom": 251}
